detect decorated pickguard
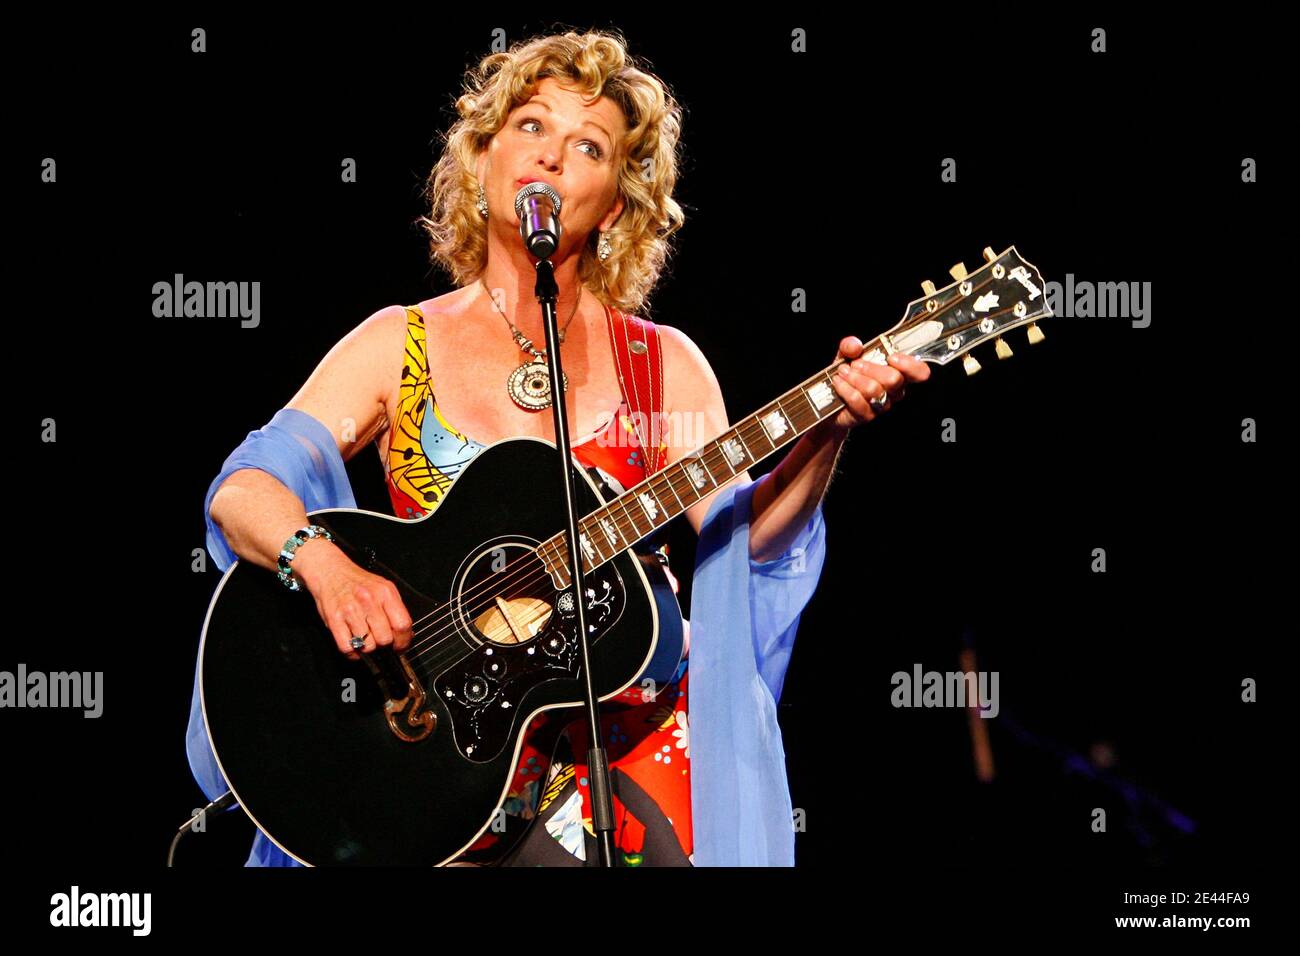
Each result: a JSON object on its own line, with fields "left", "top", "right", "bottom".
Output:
{"left": 433, "top": 563, "right": 627, "bottom": 762}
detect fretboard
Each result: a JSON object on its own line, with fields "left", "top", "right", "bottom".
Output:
{"left": 537, "top": 346, "right": 869, "bottom": 587}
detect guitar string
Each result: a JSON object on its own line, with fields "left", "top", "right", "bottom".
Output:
{"left": 396, "top": 270, "right": 1012, "bottom": 651}
{"left": 392, "top": 401, "right": 788, "bottom": 650}
{"left": 396, "top": 334, "right": 891, "bottom": 668}
{"left": 392, "top": 327, "right": 906, "bottom": 654}
{"left": 375, "top": 288, "right": 1029, "bottom": 672}
{"left": 394, "top": 386, "right": 842, "bottom": 676}
{"left": 399, "top": 410, "right": 795, "bottom": 673}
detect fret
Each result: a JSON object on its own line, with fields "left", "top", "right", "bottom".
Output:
{"left": 786, "top": 392, "right": 813, "bottom": 433}
{"left": 611, "top": 494, "right": 645, "bottom": 542}
{"left": 619, "top": 491, "right": 646, "bottom": 540}
{"left": 541, "top": 359, "right": 868, "bottom": 592}
{"left": 707, "top": 446, "right": 725, "bottom": 479}
{"left": 781, "top": 394, "right": 806, "bottom": 434}
{"left": 703, "top": 443, "right": 731, "bottom": 479}
{"left": 659, "top": 468, "right": 687, "bottom": 512}
{"left": 702, "top": 440, "right": 732, "bottom": 478}
{"left": 739, "top": 419, "right": 767, "bottom": 459}
{"left": 824, "top": 371, "right": 846, "bottom": 423}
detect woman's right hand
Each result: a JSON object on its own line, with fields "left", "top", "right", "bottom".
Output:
{"left": 291, "top": 539, "right": 414, "bottom": 661}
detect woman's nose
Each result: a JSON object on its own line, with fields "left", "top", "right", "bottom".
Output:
{"left": 534, "top": 146, "right": 561, "bottom": 173}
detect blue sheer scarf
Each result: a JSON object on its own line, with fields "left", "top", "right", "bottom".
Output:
{"left": 187, "top": 406, "right": 825, "bottom": 866}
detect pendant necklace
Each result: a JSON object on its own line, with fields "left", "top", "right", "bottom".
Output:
{"left": 479, "top": 277, "right": 583, "bottom": 411}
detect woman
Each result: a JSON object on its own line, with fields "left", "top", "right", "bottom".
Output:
{"left": 192, "top": 29, "right": 929, "bottom": 866}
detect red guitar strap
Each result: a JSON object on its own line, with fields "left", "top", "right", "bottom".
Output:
{"left": 603, "top": 303, "right": 665, "bottom": 476}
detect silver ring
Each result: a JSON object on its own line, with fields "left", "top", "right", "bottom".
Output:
{"left": 870, "top": 389, "right": 889, "bottom": 409}
{"left": 350, "top": 635, "right": 368, "bottom": 651}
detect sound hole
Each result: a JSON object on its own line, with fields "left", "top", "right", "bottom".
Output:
{"left": 461, "top": 544, "right": 553, "bottom": 647}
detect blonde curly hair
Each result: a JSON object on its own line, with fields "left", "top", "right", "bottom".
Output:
{"left": 417, "top": 29, "right": 686, "bottom": 317}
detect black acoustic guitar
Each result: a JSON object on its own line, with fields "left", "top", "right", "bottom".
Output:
{"left": 198, "top": 246, "right": 1052, "bottom": 865}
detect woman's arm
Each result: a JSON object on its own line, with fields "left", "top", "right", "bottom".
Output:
{"left": 745, "top": 418, "right": 848, "bottom": 563}
{"left": 746, "top": 337, "right": 932, "bottom": 559}
{"left": 208, "top": 466, "right": 334, "bottom": 576}
{"left": 656, "top": 323, "right": 827, "bottom": 560}
{"left": 657, "top": 329, "right": 927, "bottom": 562}
{"left": 208, "top": 304, "right": 407, "bottom": 577}
{"left": 654, "top": 326, "right": 753, "bottom": 541}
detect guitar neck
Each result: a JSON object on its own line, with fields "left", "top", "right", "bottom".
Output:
{"left": 538, "top": 341, "right": 880, "bottom": 587}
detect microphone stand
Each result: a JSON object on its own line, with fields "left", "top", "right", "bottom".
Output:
{"left": 533, "top": 256, "right": 618, "bottom": 868}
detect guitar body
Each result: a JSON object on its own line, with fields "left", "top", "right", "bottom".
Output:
{"left": 199, "top": 437, "right": 683, "bottom": 866}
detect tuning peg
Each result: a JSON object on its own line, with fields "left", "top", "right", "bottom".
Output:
{"left": 963, "top": 353, "right": 981, "bottom": 376}
{"left": 995, "top": 336, "right": 1013, "bottom": 359}
{"left": 982, "top": 246, "right": 997, "bottom": 263}
{"left": 1026, "top": 322, "right": 1045, "bottom": 345}
{"left": 921, "top": 279, "right": 937, "bottom": 296}
{"left": 949, "top": 262, "right": 968, "bottom": 281}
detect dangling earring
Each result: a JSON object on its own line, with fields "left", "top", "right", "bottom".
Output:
{"left": 597, "top": 230, "right": 612, "bottom": 261}
{"left": 476, "top": 182, "right": 489, "bottom": 219}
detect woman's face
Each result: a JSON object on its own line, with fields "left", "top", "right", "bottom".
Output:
{"left": 478, "top": 76, "right": 627, "bottom": 258}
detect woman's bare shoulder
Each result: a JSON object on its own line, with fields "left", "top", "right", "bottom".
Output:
{"left": 365, "top": 290, "right": 468, "bottom": 421}
{"left": 414, "top": 286, "right": 473, "bottom": 323}
{"left": 342, "top": 303, "right": 409, "bottom": 371}
{"left": 282, "top": 303, "right": 411, "bottom": 459}
{"left": 656, "top": 323, "right": 724, "bottom": 398}
{"left": 349, "top": 291, "right": 462, "bottom": 372}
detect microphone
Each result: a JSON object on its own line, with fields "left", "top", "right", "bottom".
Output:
{"left": 515, "top": 182, "right": 563, "bottom": 258}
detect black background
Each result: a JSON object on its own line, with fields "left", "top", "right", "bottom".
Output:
{"left": 9, "top": 7, "right": 1283, "bottom": 939}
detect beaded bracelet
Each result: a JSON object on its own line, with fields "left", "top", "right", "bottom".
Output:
{"left": 276, "top": 524, "right": 334, "bottom": 591}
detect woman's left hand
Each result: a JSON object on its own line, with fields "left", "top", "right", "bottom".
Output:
{"left": 825, "top": 335, "right": 931, "bottom": 432}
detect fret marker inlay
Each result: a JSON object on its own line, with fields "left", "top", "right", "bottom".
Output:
{"left": 807, "top": 381, "right": 835, "bottom": 411}
{"left": 721, "top": 437, "right": 747, "bottom": 467}
{"left": 762, "top": 409, "right": 789, "bottom": 441}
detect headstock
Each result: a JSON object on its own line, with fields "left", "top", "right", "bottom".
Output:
{"left": 876, "top": 246, "right": 1052, "bottom": 375}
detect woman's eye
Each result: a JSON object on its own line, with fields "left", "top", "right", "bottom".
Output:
{"left": 518, "top": 119, "right": 602, "bottom": 159}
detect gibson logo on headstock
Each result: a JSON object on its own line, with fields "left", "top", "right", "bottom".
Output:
{"left": 1008, "top": 266, "right": 1042, "bottom": 300}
